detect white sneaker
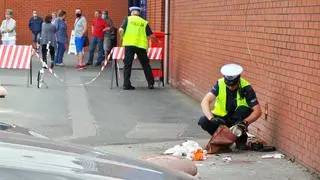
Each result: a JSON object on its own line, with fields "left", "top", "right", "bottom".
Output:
{"left": 55, "top": 63, "right": 65, "bottom": 66}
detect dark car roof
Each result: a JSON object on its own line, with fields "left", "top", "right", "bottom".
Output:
{"left": 0, "top": 131, "right": 194, "bottom": 180}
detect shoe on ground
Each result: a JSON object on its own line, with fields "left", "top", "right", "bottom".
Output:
{"left": 95, "top": 62, "right": 102, "bottom": 67}
{"left": 55, "top": 63, "right": 65, "bottom": 66}
{"left": 123, "top": 85, "right": 135, "bottom": 90}
{"left": 85, "top": 62, "right": 93, "bottom": 66}
{"left": 42, "top": 61, "right": 48, "bottom": 69}
{"left": 50, "top": 63, "right": 54, "bottom": 69}
{"left": 77, "top": 65, "right": 87, "bottom": 71}
{"left": 148, "top": 84, "right": 154, "bottom": 89}
{"left": 76, "top": 64, "right": 84, "bottom": 68}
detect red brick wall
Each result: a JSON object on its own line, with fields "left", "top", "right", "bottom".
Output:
{"left": 166, "top": 0, "right": 319, "bottom": 173}
{"left": 147, "top": 0, "right": 165, "bottom": 31}
{"left": 0, "top": 0, "right": 128, "bottom": 45}
{"left": 0, "top": 1, "right": 5, "bottom": 18}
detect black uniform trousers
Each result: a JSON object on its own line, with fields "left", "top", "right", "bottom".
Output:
{"left": 123, "top": 46, "right": 154, "bottom": 87}
{"left": 198, "top": 106, "right": 253, "bottom": 135}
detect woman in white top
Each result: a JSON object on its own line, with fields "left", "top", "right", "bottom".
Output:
{"left": 0, "top": 9, "right": 16, "bottom": 45}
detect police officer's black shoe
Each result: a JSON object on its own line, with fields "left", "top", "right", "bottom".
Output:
{"left": 123, "top": 85, "right": 135, "bottom": 90}
{"left": 148, "top": 84, "right": 154, "bottom": 89}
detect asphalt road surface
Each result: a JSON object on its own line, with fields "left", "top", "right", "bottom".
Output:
{"left": 0, "top": 53, "right": 208, "bottom": 146}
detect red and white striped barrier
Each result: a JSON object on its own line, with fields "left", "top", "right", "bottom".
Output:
{"left": 35, "top": 48, "right": 114, "bottom": 86}
{"left": 0, "top": 45, "right": 34, "bottom": 86}
{"left": 0, "top": 45, "right": 33, "bottom": 69}
{"left": 109, "top": 47, "right": 164, "bottom": 88}
{"left": 112, "top": 47, "right": 163, "bottom": 60}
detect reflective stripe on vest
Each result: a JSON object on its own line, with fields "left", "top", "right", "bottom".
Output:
{"left": 212, "top": 78, "right": 251, "bottom": 117}
{"left": 122, "top": 16, "right": 148, "bottom": 50}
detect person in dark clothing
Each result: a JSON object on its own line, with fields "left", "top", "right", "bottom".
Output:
{"left": 198, "top": 64, "right": 262, "bottom": 137}
{"left": 40, "top": 14, "right": 56, "bottom": 68}
{"left": 54, "top": 10, "right": 68, "bottom": 66}
{"left": 28, "top": 11, "right": 43, "bottom": 49}
{"left": 119, "top": 6, "right": 158, "bottom": 90}
{"left": 102, "top": 10, "right": 117, "bottom": 57}
{"left": 109, "top": 27, "right": 117, "bottom": 52}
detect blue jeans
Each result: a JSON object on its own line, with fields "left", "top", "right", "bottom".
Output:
{"left": 55, "top": 42, "right": 65, "bottom": 64}
{"left": 88, "top": 36, "right": 104, "bottom": 64}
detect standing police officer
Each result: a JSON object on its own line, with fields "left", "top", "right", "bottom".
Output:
{"left": 119, "top": 6, "right": 157, "bottom": 90}
{"left": 198, "top": 64, "right": 262, "bottom": 139}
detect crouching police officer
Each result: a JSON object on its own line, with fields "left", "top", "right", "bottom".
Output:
{"left": 198, "top": 64, "right": 262, "bottom": 146}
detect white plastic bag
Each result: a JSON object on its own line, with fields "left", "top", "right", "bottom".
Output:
{"left": 164, "top": 140, "right": 203, "bottom": 160}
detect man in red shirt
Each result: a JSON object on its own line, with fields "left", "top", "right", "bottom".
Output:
{"left": 87, "top": 10, "right": 109, "bottom": 66}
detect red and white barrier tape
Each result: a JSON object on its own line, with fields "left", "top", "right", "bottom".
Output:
{"left": 34, "top": 48, "right": 113, "bottom": 86}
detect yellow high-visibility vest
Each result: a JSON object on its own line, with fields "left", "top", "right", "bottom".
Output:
{"left": 122, "top": 16, "right": 148, "bottom": 50}
{"left": 212, "top": 78, "right": 251, "bottom": 117}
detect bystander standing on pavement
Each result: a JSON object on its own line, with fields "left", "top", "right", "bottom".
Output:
{"left": 54, "top": 10, "right": 67, "bottom": 66}
{"left": 28, "top": 10, "right": 43, "bottom": 49}
{"left": 40, "top": 14, "right": 56, "bottom": 68}
{"left": 86, "top": 10, "right": 109, "bottom": 67}
{"left": 102, "top": 10, "right": 116, "bottom": 57}
{"left": 74, "top": 8, "right": 87, "bottom": 70}
{"left": 119, "top": 6, "right": 157, "bottom": 90}
{"left": 0, "top": 9, "right": 16, "bottom": 45}
{"left": 51, "top": 12, "right": 57, "bottom": 25}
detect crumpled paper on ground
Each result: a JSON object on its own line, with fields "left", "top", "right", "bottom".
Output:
{"left": 261, "top": 153, "right": 284, "bottom": 159}
{"left": 222, "top": 156, "right": 232, "bottom": 162}
{"left": 163, "top": 140, "right": 207, "bottom": 160}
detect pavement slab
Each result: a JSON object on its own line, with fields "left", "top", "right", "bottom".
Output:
{"left": 96, "top": 139, "right": 319, "bottom": 180}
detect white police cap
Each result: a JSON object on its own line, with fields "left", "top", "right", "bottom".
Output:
{"left": 220, "top": 64, "right": 243, "bottom": 80}
{"left": 129, "top": 6, "right": 142, "bottom": 12}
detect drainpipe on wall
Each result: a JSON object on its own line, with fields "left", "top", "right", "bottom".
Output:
{"left": 164, "top": 0, "right": 170, "bottom": 84}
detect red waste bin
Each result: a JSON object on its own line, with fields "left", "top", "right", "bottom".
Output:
{"left": 149, "top": 32, "right": 165, "bottom": 79}
{"left": 149, "top": 32, "right": 165, "bottom": 49}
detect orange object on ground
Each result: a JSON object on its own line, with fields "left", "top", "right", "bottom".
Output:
{"left": 193, "top": 148, "right": 204, "bottom": 161}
